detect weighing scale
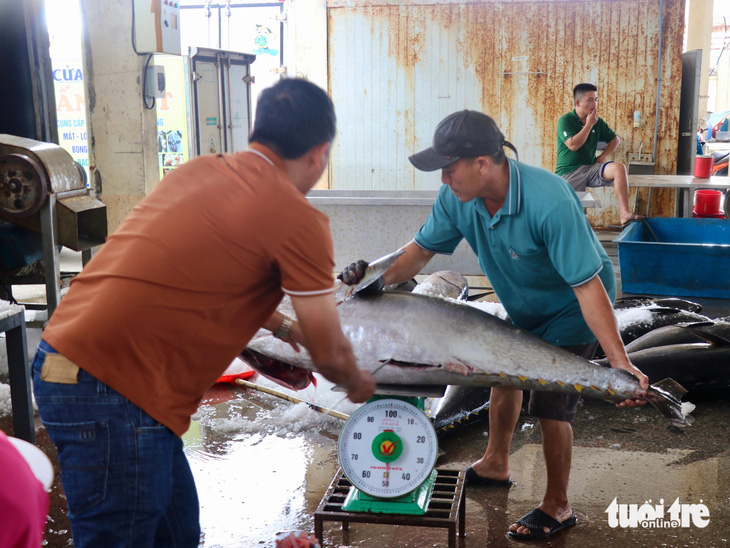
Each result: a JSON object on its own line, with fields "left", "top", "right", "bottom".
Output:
{"left": 337, "top": 393, "right": 441, "bottom": 515}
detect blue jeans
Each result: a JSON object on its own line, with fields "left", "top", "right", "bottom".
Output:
{"left": 32, "top": 340, "right": 200, "bottom": 547}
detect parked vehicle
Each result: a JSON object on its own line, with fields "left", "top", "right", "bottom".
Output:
{"left": 711, "top": 149, "right": 729, "bottom": 176}
{"left": 705, "top": 110, "right": 730, "bottom": 140}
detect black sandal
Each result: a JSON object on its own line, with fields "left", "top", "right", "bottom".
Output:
{"left": 507, "top": 507, "right": 577, "bottom": 540}
{"left": 464, "top": 466, "right": 514, "bottom": 487}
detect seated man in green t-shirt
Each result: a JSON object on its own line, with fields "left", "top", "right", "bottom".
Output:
{"left": 555, "top": 83, "right": 644, "bottom": 225}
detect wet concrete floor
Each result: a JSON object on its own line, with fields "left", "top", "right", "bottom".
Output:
{"left": 0, "top": 254, "right": 728, "bottom": 547}
{"left": 5, "top": 378, "right": 728, "bottom": 548}
{"left": 184, "top": 387, "right": 730, "bottom": 548}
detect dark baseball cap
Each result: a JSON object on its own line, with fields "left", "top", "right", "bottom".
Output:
{"left": 409, "top": 110, "right": 507, "bottom": 172}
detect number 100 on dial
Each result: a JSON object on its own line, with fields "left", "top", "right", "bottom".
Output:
{"left": 337, "top": 398, "right": 439, "bottom": 498}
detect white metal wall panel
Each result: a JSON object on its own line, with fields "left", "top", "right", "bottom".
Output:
{"left": 327, "top": 0, "right": 686, "bottom": 213}
{"left": 329, "top": 5, "right": 485, "bottom": 191}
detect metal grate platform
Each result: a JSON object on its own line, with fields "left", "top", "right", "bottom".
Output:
{"left": 314, "top": 468, "right": 466, "bottom": 547}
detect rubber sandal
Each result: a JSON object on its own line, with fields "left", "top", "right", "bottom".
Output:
{"left": 464, "top": 466, "right": 514, "bottom": 487}
{"left": 507, "top": 507, "right": 577, "bottom": 540}
{"left": 621, "top": 213, "right": 647, "bottom": 228}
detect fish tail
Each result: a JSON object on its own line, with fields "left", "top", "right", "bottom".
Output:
{"left": 643, "top": 378, "right": 691, "bottom": 427}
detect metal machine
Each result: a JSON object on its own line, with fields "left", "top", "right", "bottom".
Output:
{"left": 0, "top": 134, "right": 107, "bottom": 316}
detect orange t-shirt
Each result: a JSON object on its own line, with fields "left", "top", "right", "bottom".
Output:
{"left": 43, "top": 144, "right": 334, "bottom": 436}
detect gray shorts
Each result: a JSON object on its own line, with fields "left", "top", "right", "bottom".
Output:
{"left": 527, "top": 341, "right": 599, "bottom": 423}
{"left": 561, "top": 162, "right": 614, "bottom": 192}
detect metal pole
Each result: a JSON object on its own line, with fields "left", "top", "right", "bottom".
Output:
{"left": 652, "top": 0, "right": 664, "bottom": 163}
{"left": 234, "top": 378, "right": 350, "bottom": 420}
{"left": 39, "top": 194, "right": 61, "bottom": 318}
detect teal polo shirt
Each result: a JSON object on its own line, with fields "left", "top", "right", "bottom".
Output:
{"left": 414, "top": 160, "right": 615, "bottom": 346}
{"left": 555, "top": 110, "right": 616, "bottom": 175}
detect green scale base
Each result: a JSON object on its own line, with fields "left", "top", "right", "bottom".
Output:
{"left": 342, "top": 469, "right": 437, "bottom": 515}
{"left": 314, "top": 468, "right": 466, "bottom": 548}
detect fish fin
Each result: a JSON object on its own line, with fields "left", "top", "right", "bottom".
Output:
{"left": 681, "top": 326, "right": 730, "bottom": 346}
{"left": 467, "top": 291, "right": 495, "bottom": 301}
{"left": 647, "top": 307, "right": 683, "bottom": 315}
{"left": 676, "top": 321, "right": 714, "bottom": 328}
{"left": 644, "top": 378, "right": 692, "bottom": 427}
{"left": 651, "top": 377, "right": 688, "bottom": 398}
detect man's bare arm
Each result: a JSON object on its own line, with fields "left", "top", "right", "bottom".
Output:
{"left": 564, "top": 107, "right": 598, "bottom": 151}
{"left": 263, "top": 310, "right": 286, "bottom": 333}
{"left": 564, "top": 121, "right": 594, "bottom": 151}
{"left": 572, "top": 275, "right": 648, "bottom": 406}
{"left": 382, "top": 241, "right": 435, "bottom": 286}
{"left": 290, "top": 293, "right": 376, "bottom": 403}
{"left": 596, "top": 136, "right": 620, "bottom": 164}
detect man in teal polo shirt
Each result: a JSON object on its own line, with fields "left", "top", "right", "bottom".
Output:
{"left": 556, "top": 83, "right": 643, "bottom": 225}
{"left": 339, "top": 110, "right": 648, "bottom": 540}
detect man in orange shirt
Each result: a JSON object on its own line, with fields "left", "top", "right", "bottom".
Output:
{"left": 31, "top": 78, "right": 375, "bottom": 548}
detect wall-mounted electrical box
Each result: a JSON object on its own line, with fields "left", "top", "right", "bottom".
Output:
{"left": 134, "top": 0, "right": 181, "bottom": 55}
{"left": 145, "top": 65, "right": 166, "bottom": 99}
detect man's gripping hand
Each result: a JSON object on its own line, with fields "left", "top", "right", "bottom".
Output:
{"left": 344, "top": 370, "right": 377, "bottom": 403}
{"left": 337, "top": 259, "right": 384, "bottom": 295}
{"left": 337, "top": 260, "right": 369, "bottom": 285}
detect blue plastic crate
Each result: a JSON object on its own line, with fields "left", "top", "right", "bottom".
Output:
{"left": 614, "top": 217, "right": 730, "bottom": 298}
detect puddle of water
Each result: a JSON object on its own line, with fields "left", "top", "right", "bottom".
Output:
{"left": 509, "top": 444, "right": 726, "bottom": 504}
{"left": 187, "top": 429, "right": 313, "bottom": 546}
{"left": 184, "top": 378, "right": 349, "bottom": 547}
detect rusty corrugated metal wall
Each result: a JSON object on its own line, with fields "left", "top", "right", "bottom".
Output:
{"left": 327, "top": 0, "right": 686, "bottom": 222}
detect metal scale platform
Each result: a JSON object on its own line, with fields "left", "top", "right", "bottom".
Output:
{"left": 314, "top": 392, "right": 467, "bottom": 547}
{"left": 314, "top": 468, "right": 466, "bottom": 547}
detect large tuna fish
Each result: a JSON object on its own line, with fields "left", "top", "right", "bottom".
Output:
{"left": 614, "top": 296, "right": 704, "bottom": 314}
{"left": 597, "top": 343, "right": 730, "bottom": 401}
{"left": 412, "top": 270, "right": 469, "bottom": 300}
{"left": 241, "top": 291, "right": 691, "bottom": 427}
{"left": 614, "top": 306, "right": 711, "bottom": 346}
{"left": 413, "top": 272, "right": 496, "bottom": 435}
{"left": 430, "top": 384, "right": 493, "bottom": 436}
{"left": 624, "top": 319, "right": 730, "bottom": 353}
{"left": 602, "top": 320, "right": 730, "bottom": 400}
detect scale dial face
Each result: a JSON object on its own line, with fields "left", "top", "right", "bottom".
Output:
{"left": 338, "top": 398, "right": 439, "bottom": 498}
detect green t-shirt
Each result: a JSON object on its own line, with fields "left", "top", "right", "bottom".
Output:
{"left": 555, "top": 110, "right": 616, "bottom": 175}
